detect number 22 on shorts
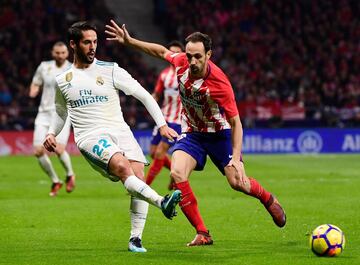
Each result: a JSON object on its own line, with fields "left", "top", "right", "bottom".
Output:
{"left": 92, "top": 139, "right": 111, "bottom": 157}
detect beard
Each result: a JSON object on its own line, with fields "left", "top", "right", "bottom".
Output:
{"left": 55, "top": 58, "right": 66, "bottom": 66}
{"left": 190, "top": 65, "right": 201, "bottom": 76}
{"left": 76, "top": 49, "right": 95, "bottom": 64}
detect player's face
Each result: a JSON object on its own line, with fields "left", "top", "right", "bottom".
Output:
{"left": 185, "top": 41, "right": 211, "bottom": 78}
{"left": 73, "top": 30, "right": 97, "bottom": 64}
{"left": 52, "top": 45, "right": 69, "bottom": 66}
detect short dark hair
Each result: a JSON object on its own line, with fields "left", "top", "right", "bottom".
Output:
{"left": 53, "top": 41, "right": 67, "bottom": 48}
{"left": 68, "top": 21, "right": 97, "bottom": 44}
{"left": 185, "top": 32, "right": 212, "bottom": 53}
{"left": 167, "top": 40, "right": 184, "bottom": 51}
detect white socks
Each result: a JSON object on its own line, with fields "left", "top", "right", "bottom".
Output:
{"left": 124, "top": 175, "right": 163, "bottom": 208}
{"left": 38, "top": 154, "right": 60, "bottom": 183}
{"left": 129, "top": 196, "right": 149, "bottom": 239}
{"left": 58, "top": 151, "right": 74, "bottom": 176}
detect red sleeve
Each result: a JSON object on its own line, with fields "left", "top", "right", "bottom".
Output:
{"left": 165, "top": 52, "right": 187, "bottom": 68}
{"left": 208, "top": 63, "right": 239, "bottom": 119}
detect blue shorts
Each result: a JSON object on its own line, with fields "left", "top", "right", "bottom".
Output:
{"left": 173, "top": 129, "right": 242, "bottom": 175}
{"left": 150, "top": 123, "right": 182, "bottom": 146}
{"left": 150, "top": 126, "right": 162, "bottom": 145}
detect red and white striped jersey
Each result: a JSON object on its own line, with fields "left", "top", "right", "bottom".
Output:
{"left": 154, "top": 66, "right": 182, "bottom": 124}
{"left": 165, "top": 52, "right": 238, "bottom": 133}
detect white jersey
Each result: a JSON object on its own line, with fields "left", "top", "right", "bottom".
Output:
{"left": 54, "top": 59, "right": 165, "bottom": 143}
{"left": 32, "top": 60, "right": 71, "bottom": 112}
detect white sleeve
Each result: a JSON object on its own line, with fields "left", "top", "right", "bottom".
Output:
{"left": 113, "top": 63, "right": 140, "bottom": 95}
{"left": 32, "top": 62, "right": 44, "bottom": 86}
{"left": 112, "top": 64, "right": 166, "bottom": 127}
{"left": 48, "top": 84, "right": 68, "bottom": 136}
{"left": 132, "top": 86, "right": 167, "bottom": 128}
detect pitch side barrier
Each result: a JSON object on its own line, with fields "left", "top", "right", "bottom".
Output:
{"left": 134, "top": 128, "right": 360, "bottom": 154}
{"left": 0, "top": 128, "right": 360, "bottom": 156}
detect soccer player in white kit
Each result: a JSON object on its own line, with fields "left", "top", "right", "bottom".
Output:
{"left": 29, "top": 41, "right": 76, "bottom": 197}
{"left": 43, "top": 21, "right": 181, "bottom": 253}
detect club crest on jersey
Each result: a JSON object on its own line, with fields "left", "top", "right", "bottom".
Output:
{"left": 96, "top": 76, "right": 104, "bottom": 86}
{"left": 65, "top": 72, "right": 73, "bottom": 82}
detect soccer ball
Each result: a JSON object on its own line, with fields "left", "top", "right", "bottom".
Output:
{"left": 309, "top": 224, "right": 345, "bottom": 257}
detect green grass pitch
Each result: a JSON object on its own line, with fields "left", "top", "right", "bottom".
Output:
{"left": 0, "top": 154, "right": 359, "bottom": 265}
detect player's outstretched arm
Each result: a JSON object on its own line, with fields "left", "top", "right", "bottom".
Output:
{"left": 105, "top": 19, "right": 170, "bottom": 60}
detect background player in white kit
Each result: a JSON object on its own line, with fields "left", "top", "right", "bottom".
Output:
{"left": 43, "top": 21, "right": 181, "bottom": 253}
{"left": 29, "top": 42, "right": 76, "bottom": 197}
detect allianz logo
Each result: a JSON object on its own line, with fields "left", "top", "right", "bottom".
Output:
{"left": 342, "top": 134, "right": 360, "bottom": 151}
{"left": 297, "top": 130, "right": 323, "bottom": 154}
{"left": 242, "top": 135, "right": 295, "bottom": 152}
{"left": 242, "top": 130, "right": 324, "bottom": 153}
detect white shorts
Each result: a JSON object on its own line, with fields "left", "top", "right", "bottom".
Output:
{"left": 77, "top": 128, "right": 148, "bottom": 181}
{"left": 33, "top": 112, "right": 71, "bottom": 146}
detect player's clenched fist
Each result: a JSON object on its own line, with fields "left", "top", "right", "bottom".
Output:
{"left": 43, "top": 133, "right": 57, "bottom": 152}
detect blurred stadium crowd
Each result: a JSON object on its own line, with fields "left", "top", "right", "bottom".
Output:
{"left": 1, "top": 0, "right": 359, "bottom": 130}
{"left": 0, "top": 0, "right": 157, "bottom": 131}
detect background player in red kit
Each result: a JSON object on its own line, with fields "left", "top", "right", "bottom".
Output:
{"left": 146, "top": 41, "right": 184, "bottom": 189}
{"left": 106, "top": 20, "right": 286, "bottom": 246}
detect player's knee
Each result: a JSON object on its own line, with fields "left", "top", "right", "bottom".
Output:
{"left": 54, "top": 145, "right": 65, "bottom": 155}
{"left": 33, "top": 147, "right": 45, "bottom": 157}
{"left": 132, "top": 165, "right": 145, "bottom": 180}
{"left": 229, "top": 178, "right": 247, "bottom": 192}
{"left": 170, "top": 167, "right": 186, "bottom": 183}
{"left": 113, "top": 160, "right": 132, "bottom": 178}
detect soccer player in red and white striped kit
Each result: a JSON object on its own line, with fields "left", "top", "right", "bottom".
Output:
{"left": 106, "top": 20, "right": 286, "bottom": 246}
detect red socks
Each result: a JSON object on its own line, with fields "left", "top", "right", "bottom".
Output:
{"left": 145, "top": 159, "right": 165, "bottom": 185}
{"left": 175, "top": 181, "right": 208, "bottom": 233}
{"left": 248, "top": 177, "right": 271, "bottom": 204}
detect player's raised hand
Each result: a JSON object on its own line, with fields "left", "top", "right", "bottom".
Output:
{"left": 43, "top": 133, "right": 57, "bottom": 152}
{"left": 105, "top": 19, "right": 131, "bottom": 45}
{"left": 159, "top": 125, "right": 179, "bottom": 142}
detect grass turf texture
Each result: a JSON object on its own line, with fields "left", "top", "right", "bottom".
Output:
{"left": 0, "top": 154, "right": 359, "bottom": 265}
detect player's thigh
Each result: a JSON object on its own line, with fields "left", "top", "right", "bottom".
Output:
{"left": 113, "top": 129, "right": 148, "bottom": 165}
{"left": 33, "top": 123, "right": 48, "bottom": 148}
{"left": 77, "top": 135, "right": 124, "bottom": 182}
{"left": 206, "top": 130, "right": 243, "bottom": 175}
{"left": 171, "top": 150, "right": 197, "bottom": 182}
